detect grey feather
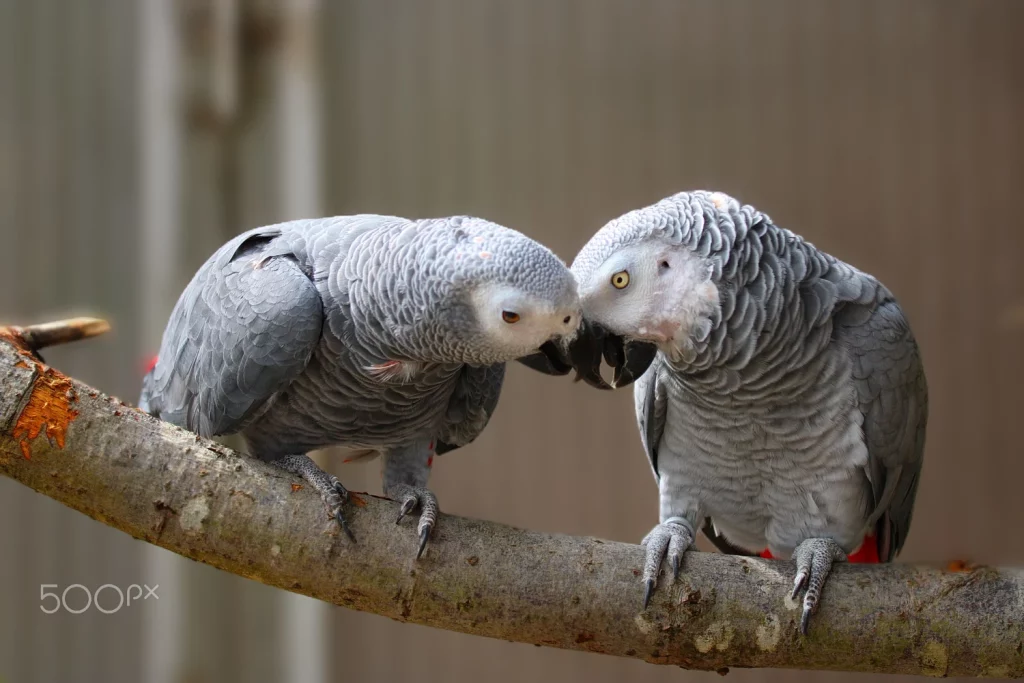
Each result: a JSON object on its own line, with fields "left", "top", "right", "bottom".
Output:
{"left": 834, "top": 299, "right": 927, "bottom": 560}
{"left": 143, "top": 227, "right": 324, "bottom": 438}
{"left": 634, "top": 354, "right": 668, "bottom": 481}
{"left": 435, "top": 363, "right": 506, "bottom": 455}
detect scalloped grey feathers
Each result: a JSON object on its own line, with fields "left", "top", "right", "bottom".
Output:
{"left": 577, "top": 191, "right": 927, "bottom": 561}
{"left": 140, "top": 214, "right": 574, "bottom": 463}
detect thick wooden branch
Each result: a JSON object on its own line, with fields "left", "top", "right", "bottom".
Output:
{"left": 0, "top": 324, "right": 1022, "bottom": 678}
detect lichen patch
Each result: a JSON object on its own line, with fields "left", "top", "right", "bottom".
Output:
{"left": 755, "top": 614, "right": 781, "bottom": 652}
{"left": 695, "top": 621, "right": 735, "bottom": 653}
{"left": 179, "top": 496, "right": 210, "bottom": 533}
{"left": 632, "top": 613, "right": 655, "bottom": 635}
{"left": 919, "top": 640, "right": 949, "bottom": 677}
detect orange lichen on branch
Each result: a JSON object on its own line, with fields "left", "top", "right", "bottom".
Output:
{"left": 947, "top": 559, "right": 977, "bottom": 573}
{"left": 11, "top": 367, "right": 79, "bottom": 459}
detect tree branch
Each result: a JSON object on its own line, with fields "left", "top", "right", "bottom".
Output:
{"left": 0, "top": 323, "right": 1021, "bottom": 678}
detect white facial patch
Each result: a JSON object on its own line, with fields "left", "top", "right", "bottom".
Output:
{"left": 580, "top": 242, "right": 720, "bottom": 352}
{"left": 655, "top": 257, "right": 719, "bottom": 346}
{"left": 470, "top": 283, "right": 573, "bottom": 356}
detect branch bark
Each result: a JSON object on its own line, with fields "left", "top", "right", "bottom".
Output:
{"left": 0, "top": 323, "right": 1022, "bottom": 678}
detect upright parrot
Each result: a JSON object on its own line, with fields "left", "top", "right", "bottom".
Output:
{"left": 139, "top": 214, "right": 583, "bottom": 557}
{"left": 565, "top": 191, "right": 928, "bottom": 633}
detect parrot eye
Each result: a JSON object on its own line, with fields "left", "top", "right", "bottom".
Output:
{"left": 611, "top": 270, "right": 630, "bottom": 289}
{"left": 501, "top": 310, "right": 521, "bottom": 324}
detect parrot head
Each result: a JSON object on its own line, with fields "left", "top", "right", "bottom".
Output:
{"left": 429, "top": 217, "right": 584, "bottom": 370}
{"left": 564, "top": 191, "right": 738, "bottom": 389}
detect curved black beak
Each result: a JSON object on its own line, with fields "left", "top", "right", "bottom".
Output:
{"left": 516, "top": 320, "right": 657, "bottom": 391}
{"left": 567, "top": 318, "right": 613, "bottom": 390}
{"left": 578, "top": 321, "right": 658, "bottom": 390}
{"left": 515, "top": 320, "right": 612, "bottom": 389}
{"left": 516, "top": 339, "right": 574, "bottom": 376}
{"left": 611, "top": 337, "right": 658, "bottom": 389}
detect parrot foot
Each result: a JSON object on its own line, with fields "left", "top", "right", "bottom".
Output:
{"left": 639, "top": 519, "right": 694, "bottom": 608}
{"left": 790, "top": 537, "right": 847, "bottom": 635}
{"left": 387, "top": 484, "right": 439, "bottom": 559}
{"left": 272, "top": 454, "right": 355, "bottom": 542}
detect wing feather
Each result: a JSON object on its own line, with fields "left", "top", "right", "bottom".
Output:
{"left": 143, "top": 228, "right": 324, "bottom": 438}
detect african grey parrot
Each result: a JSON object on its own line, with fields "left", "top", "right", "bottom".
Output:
{"left": 139, "top": 214, "right": 582, "bottom": 557}
{"left": 566, "top": 190, "right": 928, "bottom": 634}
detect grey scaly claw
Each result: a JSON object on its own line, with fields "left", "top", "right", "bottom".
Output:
{"left": 642, "top": 579, "right": 656, "bottom": 609}
{"left": 791, "top": 568, "right": 808, "bottom": 600}
{"left": 416, "top": 523, "right": 432, "bottom": 559}
{"left": 396, "top": 497, "right": 417, "bottom": 524}
{"left": 800, "top": 605, "right": 812, "bottom": 636}
{"left": 790, "top": 537, "right": 846, "bottom": 635}
{"left": 272, "top": 455, "right": 357, "bottom": 542}
{"left": 335, "top": 508, "right": 355, "bottom": 542}
{"left": 327, "top": 479, "right": 355, "bottom": 542}
{"left": 639, "top": 518, "right": 693, "bottom": 608}
{"left": 390, "top": 484, "right": 440, "bottom": 559}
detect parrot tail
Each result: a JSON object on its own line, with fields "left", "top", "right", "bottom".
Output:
{"left": 137, "top": 355, "right": 159, "bottom": 415}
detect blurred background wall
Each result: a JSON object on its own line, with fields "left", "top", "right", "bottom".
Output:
{"left": 1, "top": 1, "right": 1023, "bottom": 682}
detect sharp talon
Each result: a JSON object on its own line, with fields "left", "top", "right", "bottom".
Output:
{"left": 800, "top": 608, "right": 811, "bottom": 635}
{"left": 416, "top": 525, "right": 431, "bottom": 559}
{"left": 791, "top": 572, "right": 807, "bottom": 600}
{"left": 336, "top": 509, "right": 356, "bottom": 543}
{"left": 670, "top": 555, "right": 680, "bottom": 580}
{"left": 642, "top": 579, "right": 655, "bottom": 609}
{"left": 396, "top": 498, "right": 416, "bottom": 524}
